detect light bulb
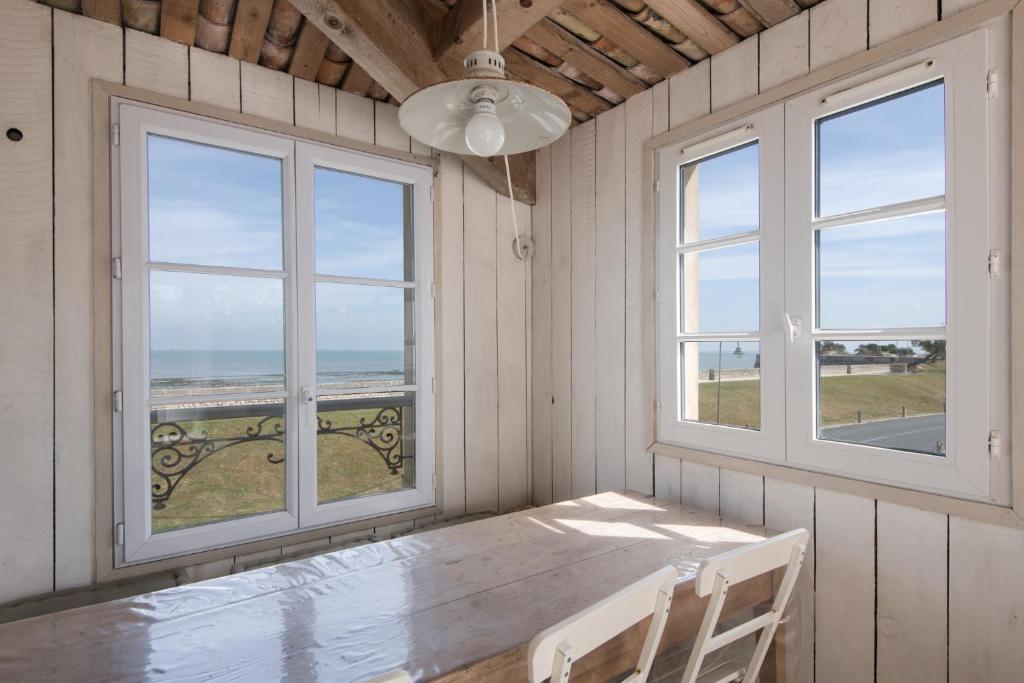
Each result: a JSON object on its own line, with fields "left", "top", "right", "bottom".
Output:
{"left": 465, "top": 101, "right": 505, "bottom": 156}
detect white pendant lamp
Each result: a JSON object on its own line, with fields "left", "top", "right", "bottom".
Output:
{"left": 398, "top": 2, "right": 571, "bottom": 157}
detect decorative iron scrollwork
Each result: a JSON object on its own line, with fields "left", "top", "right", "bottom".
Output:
{"left": 150, "top": 403, "right": 408, "bottom": 510}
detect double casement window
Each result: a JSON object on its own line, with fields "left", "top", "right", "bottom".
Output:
{"left": 112, "top": 102, "right": 435, "bottom": 563}
{"left": 656, "top": 24, "right": 1010, "bottom": 501}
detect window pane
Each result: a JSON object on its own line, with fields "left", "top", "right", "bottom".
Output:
{"left": 816, "top": 339, "right": 946, "bottom": 456}
{"left": 680, "top": 242, "right": 759, "bottom": 334}
{"left": 150, "top": 271, "right": 284, "bottom": 398}
{"left": 680, "top": 341, "right": 761, "bottom": 430}
{"left": 316, "top": 283, "right": 413, "bottom": 390}
{"left": 679, "top": 142, "right": 759, "bottom": 244}
{"left": 315, "top": 167, "right": 412, "bottom": 280}
{"left": 150, "top": 400, "right": 286, "bottom": 532}
{"left": 817, "top": 81, "right": 945, "bottom": 216}
{"left": 817, "top": 212, "right": 946, "bottom": 329}
{"left": 148, "top": 135, "right": 283, "bottom": 270}
{"left": 316, "top": 392, "right": 416, "bottom": 504}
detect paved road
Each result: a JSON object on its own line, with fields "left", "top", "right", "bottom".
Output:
{"left": 821, "top": 413, "right": 945, "bottom": 454}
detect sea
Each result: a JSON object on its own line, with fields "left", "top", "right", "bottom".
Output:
{"left": 150, "top": 349, "right": 407, "bottom": 391}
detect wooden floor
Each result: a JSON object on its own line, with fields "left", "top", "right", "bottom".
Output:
{"left": 0, "top": 491, "right": 776, "bottom": 681}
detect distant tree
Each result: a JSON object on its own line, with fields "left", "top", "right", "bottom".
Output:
{"left": 856, "top": 343, "right": 883, "bottom": 355}
{"left": 913, "top": 340, "right": 946, "bottom": 362}
{"left": 894, "top": 347, "right": 915, "bottom": 357}
{"left": 819, "top": 341, "right": 847, "bottom": 354}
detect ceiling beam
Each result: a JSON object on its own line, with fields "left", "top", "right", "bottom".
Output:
{"left": 560, "top": 0, "right": 690, "bottom": 79}
{"left": 737, "top": 0, "right": 802, "bottom": 27}
{"left": 290, "top": 0, "right": 537, "bottom": 204}
{"left": 503, "top": 48, "right": 612, "bottom": 119}
{"left": 434, "top": 0, "right": 566, "bottom": 72}
{"left": 525, "top": 19, "right": 647, "bottom": 98}
{"left": 643, "top": 0, "right": 739, "bottom": 55}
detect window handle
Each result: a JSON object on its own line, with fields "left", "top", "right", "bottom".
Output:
{"left": 785, "top": 314, "right": 803, "bottom": 342}
{"left": 302, "top": 386, "right": 316, "bottom": 426}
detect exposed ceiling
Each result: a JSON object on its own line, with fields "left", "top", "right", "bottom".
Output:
{"left": 44, "top": 0, "right": 824, "bottom": 202}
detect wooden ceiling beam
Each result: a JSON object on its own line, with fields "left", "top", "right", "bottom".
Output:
{"left": 434, "top": 0, "right": 566, "bottom": 73}
{"left": 643, "top": 0, "right": 739, "bottom": 55}
{"left": 81, "top": 0, "right": 121, "bottom": 25}
{"left": 160, "top": 0, "right": 200, "bottom": 46}
{"left": 290, "top": 0, "right": 537, "bottom": 204}
{"left": 503, "top": 48, "right": 612, "bottom": 119}
{"left": 737, "top": 0, "right": 802, "bottom": 27}
{"left": 229, "top": 0, "right": 274, "bottom": 63}
{"left": 560, "top": 0, "right": 689, "bottom": 79}
{"left": 525, "top": 19, "right": 648, "bottom": 98}
{"left": 289, "top": 21, "right": 331, "bottom": 80}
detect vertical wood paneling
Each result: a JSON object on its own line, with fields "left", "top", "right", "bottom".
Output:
{"left": 438, "top": 154, "right": 466, "bottom": 518}
{"left": 570, "top": 120, "right": 597, "bottom": 497}
{"left": 550, "top": 133, "right": 573, "bottom": 502}
{"left": 815, "top": 489, "right": 874, "bottom": 683}
{"left": 189, "top": 47, "right": 241, "bottom": 112}
{"left": 497, "top": 196, "right": 530, "bottom": 512}
{"left": 949, "top": 516, "right": 1024, "bottom": 681}
{"left": 809, "top": 0, "right": 867, "bottom": 71}
{"left": 653, "top": 456, "right": 682, "bottom": 503}
{"left": 869, "top": 0, "right": 937, "bottom": 47}
{"left": 594, "top": 106, "right": 626, "bottom": 492}
{"left": 624, "top": 89, "right": 654, "bottom": 496}
{"left": 463, "top": 169, "right": 499, "bottom": 513}
{"left": 760, "top": 11, "right": 809, "bottom": 91}
{"left": 681, "top": 461, "right": 719, "bottom": 514}
{"left": 240, "top": 62, "right": 293, "bottom": 124}
{"left": 710, "top": 36, "right": 760, "bottom": 111}
{"left": 294, "top": 80, "right": 337, "bottom": 134}
{"left": 373, "top": 101, "right": 410, "bottom": 152}
{"left": 719, "top": 469, "right": 763, "bottom": 525}
{"left": 0, "top": 0, "right": 53, "bottom": 604}
{"left": 53, "top": 9, "right": 123, "bottom": 592}
{"left": 669, "top": 60, "right": 710, "bottom": 129}
{"left": 125, "top": 28, "right": 188, "bottom": 98}
{"left": 531, "top": 145, "right": 554, "bottom": 506}
{"left": 764, "top": 479, "right": 815, "bottom": 683}
{"left": 336, "top": 90, "right": 375, "bottom": 144}
{"left": 652, "top": 79, "right": 669, "bottom": 135}
{"left": 876, "top": 502, "right": 947, "bottom": 682}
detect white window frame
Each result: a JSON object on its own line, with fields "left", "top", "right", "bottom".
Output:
{"left": 113, "top": 100, "right": 435, "bottom": 564}
{"left": 654, "top": 22, "right": 1011, "bottom": 502}
{"left": 656, "top": 106, "right": 786, "bottom": 462}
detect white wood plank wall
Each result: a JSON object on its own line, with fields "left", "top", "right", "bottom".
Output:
{"left": 529, "top": 0, "right": 1024, "bottom": 679}
{"left": 1, "top": 0, "right": 531, "bottom": 606}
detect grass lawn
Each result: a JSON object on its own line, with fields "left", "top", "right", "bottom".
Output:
{"left": 151, "top": 404, "right": 409, "bottom": 533}
{"left": 696, "top": 362, "right": 946, "bottom": 430}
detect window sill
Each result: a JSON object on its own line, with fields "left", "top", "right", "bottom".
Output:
{"left": 649, "top": 440, "right": 1024, "bottom": 529}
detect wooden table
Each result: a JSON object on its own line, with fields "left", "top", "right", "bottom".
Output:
{"left": 0, "top": 491, "right": 777, "bottom": 682}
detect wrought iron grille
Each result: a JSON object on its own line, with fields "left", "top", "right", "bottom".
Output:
{"left": 150, "top": 395, "right": 412, "bottom": 511}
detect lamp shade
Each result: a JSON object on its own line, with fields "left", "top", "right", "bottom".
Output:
{"left": 399, "top": 76, "right": 571, "bottom": 156}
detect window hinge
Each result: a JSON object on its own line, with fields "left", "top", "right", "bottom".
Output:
{"left": 654, "top": 289, "right": 660, "bottom": 302}
{"left": 429, "top": 186, "right": 434, "bottom": 203}
{"left": 986, "top": 69, "right": 999, "bottom": 99}
{"left": 115, "top": 522, "right": 125, "bottom": 546}
{"left": 432, "top": 472, "right": 437, "bottom": 490}
{"left": 111, "top": 123, "right": 119, "bottom": 147}
{"left": 431, "top": 377, "right": 436, "bottom": 394}
{"left": 655, "top": 400, "right": 663, "bottom": 412}
{"left": 654, "top": 179, "right": 661, "bottom": 193}
{"left": 112, "top": 257, "right": 122, "bottom": 280}
{"left": 113, "top": 390, "right": 123, "bottom": 413}
{"left": 988, "top": 249, "right": 1003, "bottom": 278}
{"left": 988, "top": 430, "right": 1002, "bottom": 459}
{"left": 431, "top": 281, "right": 436, "bottom": 299}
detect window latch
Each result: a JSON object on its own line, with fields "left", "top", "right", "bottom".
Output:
{"left": 784, "top": 313, "right": 802, "bottom": 342}
{"left": 112, "top": 390, "right": 123, "bottom": 413}
{"left": 115, "top": 522, "right": 125, "bottom": 547}
{"left": 987, "top": 69, "right": 999, "bottom": 99}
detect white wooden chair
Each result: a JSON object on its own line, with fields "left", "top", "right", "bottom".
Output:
{"left": 527, "top": 565, "right": 678, "bottom": 683}
{"left": 678, "top": 528, "right": 809, "bottom": 683}
{"left": 361, "top": 670, "right": 413, "bottom": 683}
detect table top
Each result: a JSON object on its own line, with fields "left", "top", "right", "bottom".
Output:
{"left": 0, "top": 491, "right": 770, "bottom": 682}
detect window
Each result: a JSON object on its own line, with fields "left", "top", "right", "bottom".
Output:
{"left": 656, "top": 25, "right": 1010, "bottom": 501}
{"left": 113, "top": 102, "right": 435, "bottom": 563}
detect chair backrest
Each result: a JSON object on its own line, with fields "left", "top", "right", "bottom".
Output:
{"left": 527, "top": 565, "right": 679, "bottom": 683}
{"left": 361, "top": 670, "right": 413, "bottom": 683}
{"left": 680, "top": 528, "right": 809, "bottom": 683}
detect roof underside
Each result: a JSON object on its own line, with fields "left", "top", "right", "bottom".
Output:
{"left": 45, "top": 0, "right": 823, "bottom": 124}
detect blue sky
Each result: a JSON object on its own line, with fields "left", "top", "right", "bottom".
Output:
{"left": 682, "top": 80, "right": 946, "bottom": 336}
{"left": 148, "top": 137, "right": 409, "bottom": 353}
